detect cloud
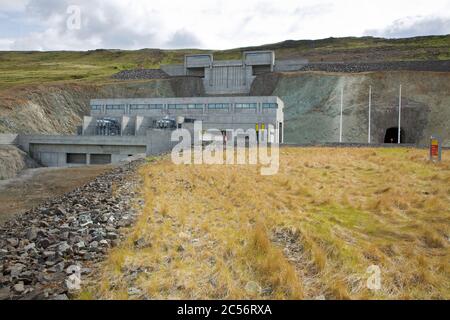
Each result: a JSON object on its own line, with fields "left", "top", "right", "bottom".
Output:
{"left": 166, "top": 30, "right": 202, "bottom": 49}
{"left": 0, "top": 0, "right": 29, "bottom": 12}
{"left": 0, "top": 0, "right": 450, "bottom": 51}
{"left": 0, "top": 38, "right": 14, "bottom": 50}
{"left": 365, "top": 16, "right": 450, "bottom": 38}
{"left": 10, "top": 0, "right": 161, "bottom": 50}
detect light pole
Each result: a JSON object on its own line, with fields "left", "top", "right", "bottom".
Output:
{"left": 368, "top": 86, "right": 372, "bottom": 144}
{"left": 398, "top": 85, "right": 402, "bottom": 144}
{"left": 339, "top": 86, "right": 343, "bottom": 143}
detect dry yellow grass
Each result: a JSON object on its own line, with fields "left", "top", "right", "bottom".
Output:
{"left": 83, "top": 147, "right": 450, "bottom": 300}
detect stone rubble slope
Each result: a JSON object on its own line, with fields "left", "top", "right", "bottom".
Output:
{"left": 0, "top": 160, "right": 144, "bottom": 300}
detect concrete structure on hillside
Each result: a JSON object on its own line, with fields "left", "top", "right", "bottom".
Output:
{"left": 161, "top": 51, "right": 307, "bottom": 94}
{"left": 87, "top": 96, "right": 284, "bottom": 136}
{"left": 1, "top": 96, "right": 284, "bottom": 167}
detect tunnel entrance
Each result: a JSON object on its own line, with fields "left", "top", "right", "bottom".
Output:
{"left": 384, "top": 127, "right": 405, "bottom": 144}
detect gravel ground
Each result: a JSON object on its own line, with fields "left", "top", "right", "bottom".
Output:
{"left": 112, "top": 69, "right": 169, "bottom": 80}
{"left": 0, "top": 160, "right": 143, "bottom": 300}
{"left": 298, "top": 60, "right": 450, "bottom": 73}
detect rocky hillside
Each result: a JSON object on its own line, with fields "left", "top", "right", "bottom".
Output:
{"left": 0, "top": 145, "right": 38, "bottom": 180}
{"left": 267, "top": 71, "right": 450, "bottom": 146}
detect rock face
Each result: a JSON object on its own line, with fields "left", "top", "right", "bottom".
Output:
{"left": 0, "top": 145, "right": 39, "bottom": 180}
{"left": 0, "top": 82, "right": 175, "bottom": 134}
{"left": 265, "top": 71, "right": 450, "bottom": 146}
{"left": 0, "top": 160, "right": 143, "bottom": 300}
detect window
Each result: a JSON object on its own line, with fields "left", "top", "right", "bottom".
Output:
{"left": 106, "top": 104, "right": 125, "bottom": 110}
{"left": 262, "top": 103, "right": 278, "bottom": 109}
{"left": 91, "top": 105, "right": 102, "bottom": 110}
{"left": 235, "top": 103, "right": 257, "bottom": 109}
{"left": 90, "top": 154, "right": 112, "bottom": 165}
{"left": 187, "top": 104, "right": 204, "bottom": 109}
{"left": 208, "top": 103, "right": 230, "bottom": 109}
{"left": 130, "top": 104, "right": 163, "bottom": 110}
{"left": 66, "top": 153, "right": 87, "bottom": 164}
{"left": 168, "top": 104, "right": 187, "bottom": 109}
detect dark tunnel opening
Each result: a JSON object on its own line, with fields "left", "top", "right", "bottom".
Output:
{"left": 384, "top": 127, "right": 405, "bottom": 144}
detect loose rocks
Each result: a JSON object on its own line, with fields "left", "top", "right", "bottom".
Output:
{"left": 0, "top": 160, "right": 144, "bottom": 300}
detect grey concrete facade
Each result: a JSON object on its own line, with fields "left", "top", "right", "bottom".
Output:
{"left": 162, "top": 51, "right": 276, "bottom": 94}
{"left": 161, "top": 51, "right": 308, "bottom": 94}
{"left": 0, "top": 95, "right": 284, "bottom": 168}
{"left": 89, "top": 96, "right": 284, "bottom": 141}
{"left": 7, "top": 130, "right": 172, "bottom": 167}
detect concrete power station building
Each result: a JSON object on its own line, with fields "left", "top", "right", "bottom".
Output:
{"left": 3, "top": 51, "right": 285, "bottom": 167}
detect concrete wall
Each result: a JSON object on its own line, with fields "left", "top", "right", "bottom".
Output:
{"left": 82, "top": 116, "right": 95, "bottom": 135}
{"left": 185, "top": 54, "right": 213, "bottom": 69}
{"left": 203, "top": 65, "right": 254, "bottom": 95}
{"left": 121, "top": 116, "right": 136, "bottom": 136}
{"left": 15, "top": 134, "right": 148, "bottom": 167}
{"left": 89, "top": 97, "right": 284, "bottom": 139}
{"left": 146, "top": 129, "right": 176, "bottom": 155}
{"left": 274, "top": 59, "right": 309, "bottom": 72}
{"left": 244, "top": 51, "right": 275, "bottom": 68}
{"left": 161, "top": 64, "right": 185, "bottom": 76}
{"left": 0, "top": 134, "right": 18, "bottom": 145}
{"left": 171, "top": 52, "right": 276, "bottom": 94}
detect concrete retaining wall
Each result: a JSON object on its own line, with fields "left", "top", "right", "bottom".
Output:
{"left": 161, "top": 64, "right": 185, "bottom": 76}
{"left": 11, "top": 131, "right": 176, "bottom": 167}
{"left": 0, "top": 134, "right": 19, "bottom": 145}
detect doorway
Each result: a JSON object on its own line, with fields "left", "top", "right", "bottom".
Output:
{"left": 384, "top": 127, "right": 405, "bottom": 143}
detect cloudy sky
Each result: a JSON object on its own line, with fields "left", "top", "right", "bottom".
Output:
{"left": 1, "top": 0, "right": 450, "bottom": 51}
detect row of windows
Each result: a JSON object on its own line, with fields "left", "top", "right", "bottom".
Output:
{"left": 94, "top": 103, "right": 278, "bottom": 111}
{"left": 208, "top": 103, "right": 231, "bottom": 109}
{"left": 262, "top": 103, "right": 278, "bottom": 109}
{"left": 130, "top": 104, "right": 163, "bottom": 110}
{"left": 236, "top": 103, "right": 257, "bottom": 109}
{"left": 106, "top": 104, "right": 125, "bottom": 110}
{"left": 188, "top": 104, "right": 204, "bottom": 109}
{"left": 168, "top": 104, "right": 187, "bottom": 109}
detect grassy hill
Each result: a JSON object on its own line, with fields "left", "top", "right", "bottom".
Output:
{"left": 0, "top": 35, "right": 449, "bottom": 89}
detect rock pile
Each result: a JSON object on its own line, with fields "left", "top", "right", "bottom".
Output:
{"left": 0, "top": 161, "right": 143, "bottom": 300}
{"left": 299, "top": 60, "right": 450, "bottom": 73}
{"left": 112, "top": 69, "right": 169, "bottom": 80}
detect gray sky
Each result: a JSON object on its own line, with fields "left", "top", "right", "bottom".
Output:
{"left": 1, "top": 0, "right": 450, "bottom": 51}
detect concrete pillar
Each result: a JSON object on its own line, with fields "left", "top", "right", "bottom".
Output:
{"left": 82, "top": 116, "right": 94, "bottom": 135}
{"left": 135, "top": 116, "right": 144, "bottom": 136}
{"left": 121, "top": 116, "right": 130, "bottom": 136}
